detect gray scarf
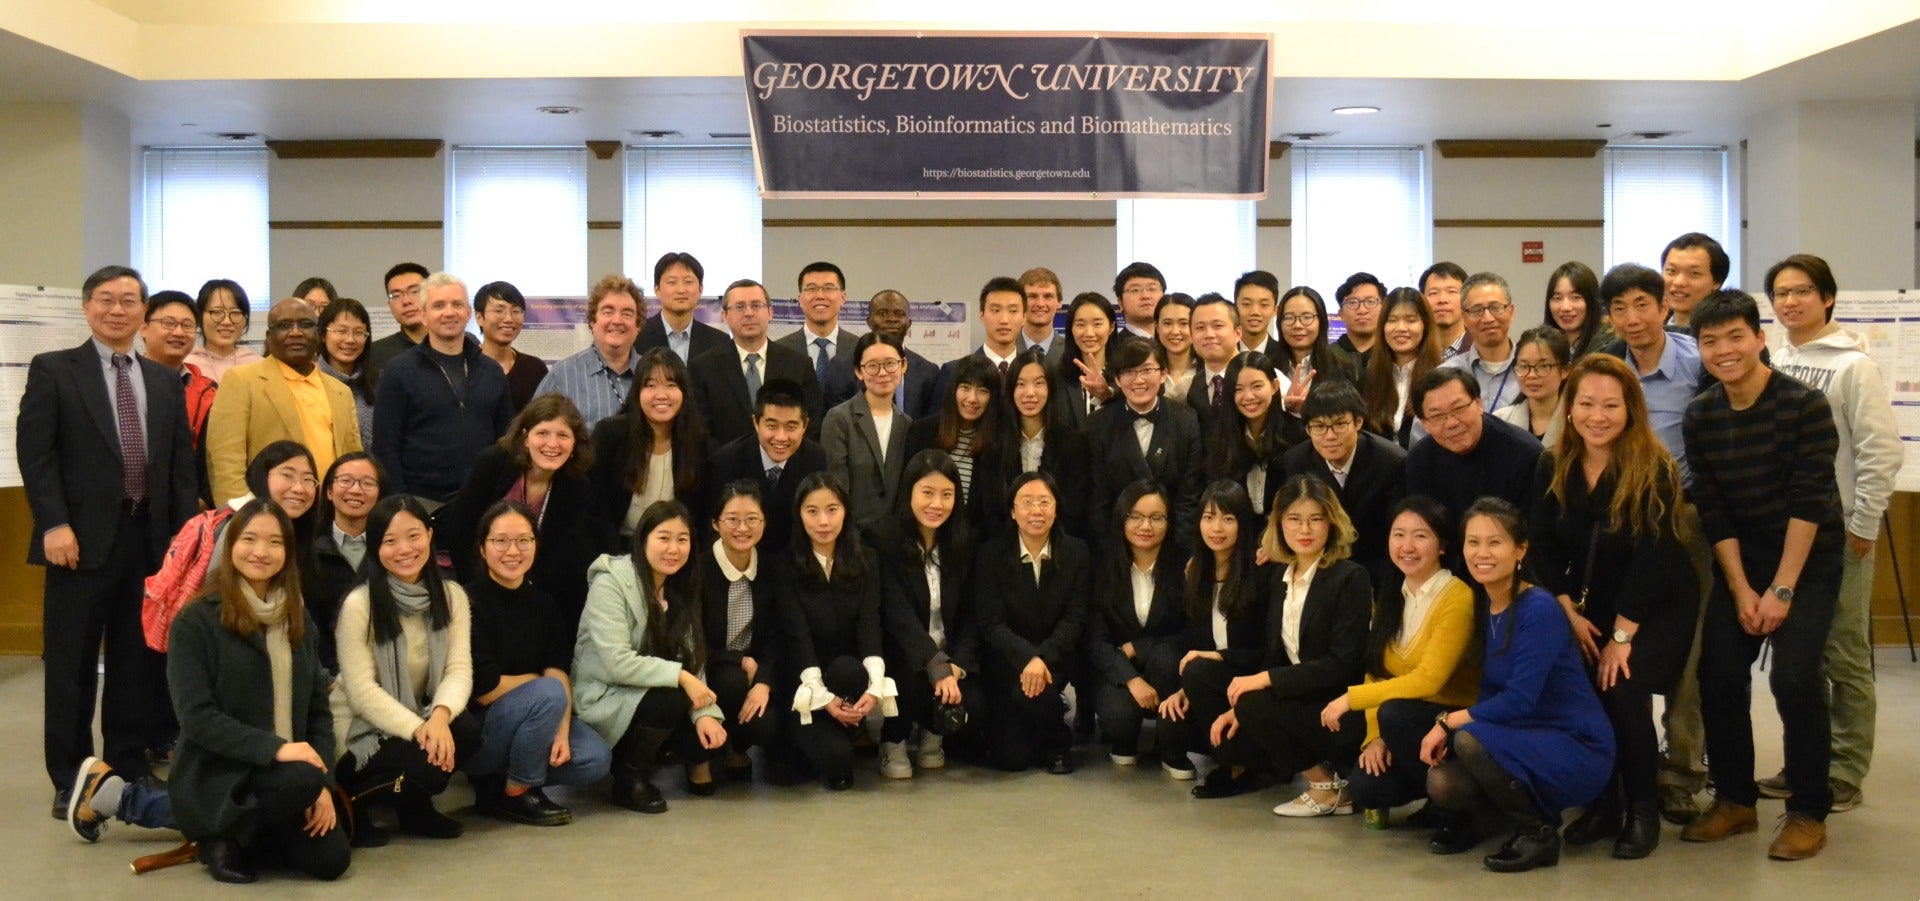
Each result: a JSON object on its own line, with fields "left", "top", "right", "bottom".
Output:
{"left": 347, "top": 575, "right": 447, "bottom": 766}
{"left": 240, "top": 583, "right": 294, "bottom": 742}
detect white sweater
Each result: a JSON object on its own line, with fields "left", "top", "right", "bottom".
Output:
{"left": 336, "top": 581, "right": 473, "bottom": 740}
{"left": 1773, "top": 323, "right": 1903, "bottom": 540}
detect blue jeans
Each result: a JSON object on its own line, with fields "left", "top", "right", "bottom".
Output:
{"left": 467, "top": 677, "right": 612, "bottom": 788}
{"left": 119, "top": 777, "right": 176, "bottom": 829}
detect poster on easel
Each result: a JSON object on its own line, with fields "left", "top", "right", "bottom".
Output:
{"left": 1765, "top": 288, "right": 1920, "bottom": 493}
{"left": 0, "top": 284, "right": 91, "bottom": 488}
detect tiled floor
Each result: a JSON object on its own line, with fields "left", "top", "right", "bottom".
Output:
{"left": 5, "top": 652, "right": 1918, "bottom": 899}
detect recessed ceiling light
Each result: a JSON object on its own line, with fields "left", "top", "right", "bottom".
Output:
{"left": 180, "top": 122, "right": 198, "bottom": 128}
{"left": 537, "top": 105, "right": 583, "bottom": 115}
{"left": 1596, "top": 123, "right": 1613, "bottom": 128}
{"left": 205, "top": 132, "right": 259, "bottom": 141}
{"left": 1331, "top": 106, "right": 1379, "bottom": 116}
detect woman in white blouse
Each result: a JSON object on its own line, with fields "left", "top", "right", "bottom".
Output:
{"left": 1362, "top": 287, "right": 1442, "bottom": 448}
{"left": 1086, "top": 480, "right": 1195, "bottom": 777}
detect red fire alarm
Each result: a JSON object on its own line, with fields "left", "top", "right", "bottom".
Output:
{"left": 1521, "top": 241, "right": 1544, "bottom": 264}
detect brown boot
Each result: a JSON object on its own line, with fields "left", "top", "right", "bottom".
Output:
{"left": 1767, "top": 813, "right": 1826, "bottom": 861}
{"left": 1680, "top": 800, "right": 1758, "bottom": 842}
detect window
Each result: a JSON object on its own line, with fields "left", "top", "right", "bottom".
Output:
{"left": 447, "top": 147, "right": 588, "bottom": 296}
{"left": 1114, "top": 199, "right": 1257, "bottom": 297}
{"left": 1603, "top": 147, "right": 1732, "bottom": 276}
{"left": 1290, "top": 146, "right": 1429, "bottom": 296}
{"left": 625, "top": 146, "right": 763, "bottom": 288}
{"left": 140, "top": 148, "right": 271, "bottom": 309}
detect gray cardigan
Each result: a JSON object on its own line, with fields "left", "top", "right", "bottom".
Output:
{"left": 572, "top": 554, "right": 724, "bottom": 746}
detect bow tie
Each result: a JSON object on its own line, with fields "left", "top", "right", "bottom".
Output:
{"left": 1124, "top": 404, "right": 1160, "bottom": 425}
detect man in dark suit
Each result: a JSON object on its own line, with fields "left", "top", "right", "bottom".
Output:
{"left": 775, "top": 261, "right": 859, "bottom": 386}
{"left": 1284, "top": 381, "right": 1407, "bottom": 586}
{"left": 935, "top": 276, "right": 1027, "bottom": 402}
{"left": 1183, "top": 293, "right": 1243, "bottom": 439}
{"left": 1017, "top": 267, "right": 1068, "bottom": 365}
{"left": 701, "top": 379, "right": 826, "bottom": 556}
{"left": 691, "top": 279, "right": 822, "bottom": 448}
{"left": 1404, "top": 368, "right": 1543, "bottom": 574}
{"left": 1087, "top": 338, "right": 1207, "bottom": 552}
{"left": 634, "top": 251, "right": 729, "bottom": 364}
{"left": 18, "top": 266, "right": 197, "bottom": 815}
{"left": 821, "top": 289, "right": 939, "bottom": 418}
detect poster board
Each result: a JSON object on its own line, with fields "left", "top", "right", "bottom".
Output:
{"left": 1763, "top": 289, "right": 1920, "bottom": 493}
{"left": 0, "top": 285, "right": 91, "bottom": 488}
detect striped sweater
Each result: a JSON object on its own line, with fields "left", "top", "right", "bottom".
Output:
{"left": 1681, "top": 370, "right": 1843, "bottom": 577}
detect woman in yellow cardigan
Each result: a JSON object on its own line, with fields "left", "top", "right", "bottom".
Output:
{"left": 1319, "top": 496, "right": 1480, "bottom": 847}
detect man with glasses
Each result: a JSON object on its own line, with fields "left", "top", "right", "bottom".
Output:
{"left": 1087, "top": 336, "right": 1205, "bottom": 553}
{"left": 206, "top": 296, "right": 363, "bottom": 505}
{"left": 141, "top": 290, "right": 218, "bottom": 505}
{"left": 535, "top": 274, "right": 649, "bottom": 431}
{"left": 20, "top": 266, "right": 198, "bottom": 816}
{"left": 365, "top": 262, "right": 430, "bottom": 383}
{"left": 1332, "top": 272, "right": 1386, "bottom": 369}
{"left": 1114, "top": 262, "right": 1165, "bottom": 340}
{"left": 823, "top": 289, "right": 940, "bottom": 417}
{"left": 776, "top": 261, "right": 859, "bottom": 388}
{"left": 693, "top": 279, "right": 823, "bottom": 448}
{"left": 1419, "top": 261, "right": 1472, "bottom": 360}
{"left": 635, "top": 252, "right": 729, "bottom": 364}
{"left": 1438, "top": 271, "right": 1523, "bottom": 410}
{"left": 1403, "top": 368, "right": 1542, "bottom": 570}
{"left": 1233, "top": 270, "right": 1280, "bottom": 357}
{"left": 1284, "top": 381, "right": 1406, "bottom": 584}
{"left": 372, "top": 272, "right": 513, "bottom": 504}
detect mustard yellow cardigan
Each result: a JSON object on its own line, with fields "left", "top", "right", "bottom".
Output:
{"left": 1346, "top": 577, "right": 1480, "bottom": 746}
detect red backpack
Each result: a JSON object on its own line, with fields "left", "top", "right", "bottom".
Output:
{"left": 142, "top": 506, "right": 234, "bottom": 652}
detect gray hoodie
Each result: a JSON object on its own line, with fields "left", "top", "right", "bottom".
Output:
{"left": 1773, "top": 323, "right": 1903, "bottom": 540}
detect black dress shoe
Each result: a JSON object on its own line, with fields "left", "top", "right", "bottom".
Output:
{"left": 724, "top": 755, "right": 755, "bottom": 782}
{"left": 1564, "top": 790, "right": 1623, "bottom": 846}
{"left": 1046, "top": 751, "right": 1075, "bottom": 775}
{"left": 52, "top": 786, "right": 73, "bottom": 821}
{"left": 488, "top": 788, "right": 572, "bottom": 827}
{"left": 611, "top": 771, "right": 668, "bottom": 814}
{"left": 1191, "top": 767, "right": 1251, "bottom": 799}
{"left": 1428, "top": 817, "right": 1480, "bottom": 855}
{"left": 198, "top": 837, "right": 258, "bottom": 884}
{"left": 396, "top": 800, "right": 465, "bottom": 839}
{"left": 1484, "top": 823, "right": 1562, "bottom": 873}
{"left": 825, "top": 773, "right": 854, "bottom": 791}
{"left": 1613, "top": 801, "right": 1662, "bottom": 859}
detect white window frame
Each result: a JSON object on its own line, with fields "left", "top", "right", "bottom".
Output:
{"left": 446, "top": 146, "right": 589, "bottom": 297}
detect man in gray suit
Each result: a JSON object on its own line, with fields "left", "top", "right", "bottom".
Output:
{"left": 776, "top": 261, "right": 858, "bottom": 387}
{"left": 1018, "top": 267, "right": 1067, "bottom": 365}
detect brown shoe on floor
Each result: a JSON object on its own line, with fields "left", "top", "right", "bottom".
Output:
{"left": 1680, "top": 800, "right": 1758, "bottom": 842}
{"left": 1767, "top": 813, "right": 1826, "bottom": 860}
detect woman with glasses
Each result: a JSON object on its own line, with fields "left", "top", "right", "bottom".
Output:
{"left": 310, "top": 452, "right": 383, "bottom": 675}
{"left": 317, "top": 298, "right": 377, "bottom": 446}
{"left": 1207, "top": 351, "right": 1295, "bottom": 515}
{"left": 1274, "top": 286, "right": 1360, "bottom": 419}
{"left": 1088, "top": 480, "right": 1194, "bottom": 778}
{"left": 906, "top": 355, "right": 1012, "bottom": 542}
{"left": 1494, "top": 327, "right": 1571, "bottom": 445}
{"left": 593, "top": 348, "right": 709, "bottom": 547}
{"left": 442, "top": 394, "right": 610, "bottom": 634}
{"left": 461, "top": 501, "right": 612, "bottom": 826}
{"left": 697, "top": 480, "right": 783, "bottom": 781}
{"left": 1155, "top": 293, "right": 1199, "bottom": 400}
{"left": 474, "top": 281, "right": 549, "bottom": 415}
{"left": 823, "top": 331, "right": 913, "bottom": 533}
{"left": 1087, "top": 336, "right": 1207, "bottom": 553}
{"left": 1057, "top": 292, "right": 1120, "bottom": 428}
{"left": 1003, "top": 348, "right": 1093, "bottom": 540}
{"left": 1362, "top": 288, "right": 1442, "bottom": 448}
{"left": 188, "top": 279, "right": 262, "bottom": 384}
{"left": 1543, "top": 262, "right": 1613, "bottom": 360}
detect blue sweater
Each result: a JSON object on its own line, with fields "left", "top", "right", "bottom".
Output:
{"left": 371, "top": 338, "right": 513, "bottom": 501}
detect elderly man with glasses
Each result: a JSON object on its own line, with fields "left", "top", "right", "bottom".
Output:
{"left": 1402, "top": 367, "right": 1543, "bottom": 573}
{"left": 1438, "top": 271, "right": 1524, "bottom": 411}
{"left": 205, "top": 296, "right": 363, "bottom": 505}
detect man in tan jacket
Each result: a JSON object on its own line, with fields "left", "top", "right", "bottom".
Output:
{"left": 206, "top": 297, "right": 361, "bottom": 504}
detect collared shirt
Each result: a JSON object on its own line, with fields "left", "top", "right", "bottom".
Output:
{"left": 1130, "top": 562, "right": 1155, "bottom": 628}
{"left": 1211, "top": 584, "right": 1228, "bottom": 650}
{"left": 1132, "top": 408, "right": 1155, "bottom": 457}
{"left": 1240, "top": 335, "right": 1273, "bottom": 357}
{"left": 1440, "top": 340, "right": 1521, "bottom": 411}
{"left": 1440, "top": 330, "right": 1473, "bottom": 361}
{"left": 1020, "top": 332, "right": 1056, "bottom": 356}
{"left": 1122, "top": 322, "right": 1155, "bottom": 341}
{"left": 713, "top": 537, "right": 759, "bottom": 582}
{"left": 1324, "top": 450, "right": 1355, "bottom": 487}
{"left": 802, "top": 325, "right": 838, "bottom": 367}
{"left": 759, "top": 445, "right": 789, "bottom": 482}
{"left": 813, "top": 551, "right": 834, "bottom": 580}
{"left": 1018, "top": 539, "right": 1052, "bottom": 584}
{"left": 333, "top": 521, "right": 368, "bottom": 572}
{"left": 535, "top": 343, "right": 640, "bottom": 429}
{"left": 276, "top": 359, "right": 338, "bottom": 475}
{"left": 91, "top": 338, "right": 149, "bottom": 455}
{"left": 925, "top": 548, "right": 946, "bottom": 651}
{"left": 1281, "top": 559, "right": 1321, "bottom": 663}
{"left": 667, "top": 326, "right": 691, "bottom": 363}
{"left": 1020, "top": 426, "right": 1045, "bottom": 473}
{"left": 981, "top": 345, "right": 1018, "bottom": 370}
{"left": 1617, "top": 332, "right": 1701, "bottom": 486}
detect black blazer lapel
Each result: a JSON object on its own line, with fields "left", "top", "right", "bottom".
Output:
{"left": 71, "top": 346, "right": 121, "bottom": 452}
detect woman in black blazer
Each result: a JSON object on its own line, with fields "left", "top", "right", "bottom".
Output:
{"left": 975, "top": 470, "right": 1092, "bottom": 774}
{"left": 879, "top": 450, "right": 988, "bottom": 775}
{"left": 1206, "top": 351, "right": 1296, "bottom": 515}
{"left": 1209, "top": 475, "right": 1373, "bottom": 817}
{"left": 66, "top": 500, "right": 347, "bottom": 883}
{"left": 440, "top": 393, "right": 612, "bottom": 633}
{"left": 1174, "top": 480, "right": 1271, "bottom": 798}
{"left": 905, "top": 355, "right": 1013, "bottom": 543}
{"left": 697, "top": 479, "right": 783, "bottom": 780}
{"left": 590, "top": 347, "right": 710, "bottom": 542}
{"left": 1056, "top": 291, "right": 1120, "bottom": 428}
{"left": 1087, "top": 479, "right": 1194, "bottom": 778}
{"left": 1003, "top": 348, "right": 1094, "bottom": 541}
{"left": 779, "top": 473, "right": 899, "bottom": 790}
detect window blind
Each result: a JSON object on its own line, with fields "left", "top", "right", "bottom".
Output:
{"left": 1114, "top": 199, "right": 1257, "bottom": 298}
{"left": 625, "top": 146, "right": 763, "bottom": 289}
{"left": 141, "top": 148, "right": 271, "bottom": 315}
{"left": 1603, "top": 147, "right": 1730, "bottom": 275}
{"left": 447, "top": 146, "right": 588, "bottom": 296}
{"left": 1290, "top": 146, "right": 1429, "bottom": 296}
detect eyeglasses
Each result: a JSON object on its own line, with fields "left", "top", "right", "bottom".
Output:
{"left": 148, "top": 317, "right": 196, "bottom": 333}
{"left": 1770, "top": 285, "right": 1819, "bottom": 302}
{"left": 799, "top": 284, "right": 843, "bottom": 296}
{"left": 859, "top": 359, "right": 904, "bottom": 375}
{"left": 326, "top": 326, "right": 369, "bottom": 340}
{"left": 1016, "top": 498, "right": 1057, "bottom": 511}
{"left": 1341, "top": 297, "right": 1381, "bottom": 310}
{"left": 1283, "top": 514, "right": 1329, "bottom": 529}
{"left": 271, "top": 468, "right": 319, "bottom": 490}
{"left": 726, "top": 301, "right": 770, "bottom": 314}
{"left": 268, "top": 320, "right": 319, "bottom": 334}
{"left": 1122, "top": 285, "right": 1160, "bottom": 297}
{"left": 332, "top": 476, "right": 379, "bottom": 492}
{"left": 203, "top": 309, "right": 246, "bottom": 323}
{"left": 1118, "top": 364, "right": 1163, "bottom": 382}
{"left": 1462, "top": 302, "right": 1512, "bottom": 320}
{"left": 720, "top": 515, "right": 766, "bottom": 530}
{"left": 1420, "top": 399, "right": 1478, "bottom": 426}
{"left": 1514, "top": 362, "right": 1563, "bottom": 376}
{"left": 387, "top": 285, "right": 424, "bottom": 300}
{"left": 90, "top": 296, "right": 145, "bottom": 311}
{"left": 1125, "top": 512, "right": 1169, "bottom": 527}
{"left": 1280, "top": 313, "right": 1319, "bottom": 327}
{"left": 485, "top": 536, "right": 535, "bottom": 552}
{"left": 1305, "top": 417, "right": 1356, "bottom": 437}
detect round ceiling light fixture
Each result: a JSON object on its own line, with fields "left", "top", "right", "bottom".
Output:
{"left": 1331, "top": 106, "right": 1379, "bottom": 116}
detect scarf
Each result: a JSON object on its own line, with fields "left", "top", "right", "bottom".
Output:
{"left": 375, "top": 574, "right": 447, "bottom": 720}
{"left": 241, "top": 582, "right": 294, "bottom": 741}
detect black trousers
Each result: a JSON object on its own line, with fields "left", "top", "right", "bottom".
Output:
{"left": 892, "top": 666, "right": 988, "bottom": 745}
{"left": 1349, "top": 698, "right": 1448, "bottom": 810}
{"left": 1699, "top": 563, "right": 1840, "bottom": 819}
{"left": 708, "top": 662, "right": 781, "bottom": 754}
{"left": 338, "top": 715, "right": 482, "bottom": 802}
{"left": 790, "top": 656, "right": 890, "bottom": 780}
{"left": 985, "top": 668, "right": 1070, "bottom": 772}
{"left": 1094, "top": 649, "right": 1187, "bottom": 766}
{"left": 1180, "top": 656, "right": 1240, "bottom": 764}
{"left": 239, "top": 761, "right": 351, "bottom": 881}
{"left": 1596, "top": 677, "right": 1661, "bottom": 805}
{"left": 617, "top": 686, "right": 712, "bottom": 766}
{"left": 1232, "top": 688, "right": 1363, "bottom": 778}
{"left": 42, "top": 510, "right": 161, "bottom": 786}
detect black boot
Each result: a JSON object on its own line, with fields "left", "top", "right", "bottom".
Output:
{"left": 396, "top": 792, "right": 464, "bottom": 839}
{"left": 1613, "top": 801, "right": 1662, "bottom": 859}
{"left": 1484, "top": 822, "right": 1562, "bottom": 873}
{"left": 1427, "top": 808, "right": 1481, "bottom": 855}
{"left": 1563, "top": 779, "right": 1624, "bottom": 846}
{"left": 610, "top": 726, "right": 672, "bottom": 814}
{"left": 198, "top": 836, "right": 257, "bottom": 884}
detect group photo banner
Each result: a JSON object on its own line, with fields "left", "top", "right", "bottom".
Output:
{"left": 741, "top": 31, "right": 1272, "bottom": 199}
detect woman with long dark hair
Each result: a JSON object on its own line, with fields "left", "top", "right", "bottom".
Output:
{"left": 1494, "top": 326, "right": 1571, "bottom": 446}
{"left": 1003, "top": 348, "right": 1093, "bottom": 540}
{"left": 906, "top": 354, "right": 1011, "bottom": 540}
{"left": 1206, "top": 351, "right": 1296, "bottom": 514}
{"left": 335, "top": 495, "right": 476, "bottom": 842}
{"left": 1420, "top": 498, "right": 1613, "bottom": 873}
{"left": 1057, "top": 291, "right": 1119, "bottom": 427}
{"left": 317, "top": 297, "right": 377, "bottom": 444}
{"left": 697, "top": 480, "right": 782, "bottom": 780}
{"left": 1155, "top": 292, "right": 1198, "bottom": 400}
{"left": 1543, "top": 261, "right": 1612, "bottom": 359}
{"left": 309, "top": 451, "right": 382, "bottom": 674}
{"left": 1087, "top": 479, "right": 1194, "bottom": 778}
{"left": 1362, "top": 287, "right": 1442, "bottom": 447}
{"left": 574, "top": 500, "right": 728, "bottom": 813}
{"left": 1176, "top": 480, "right": 1271, "bottom": 799}
{"left": 591, "top": 347, "right": 709, "bottom": 541}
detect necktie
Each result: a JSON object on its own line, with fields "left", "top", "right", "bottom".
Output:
{"left": 997, "top": 360, "right": 1009, "bottom": 386}
{"left": 814, "top": 337, "right": 831, "bottom": 382}
{"left": 112, "top": 354, "right": 148, "bottom": 501}
{"left": 725, "top": 578, "right": 754, "bottom": 651}
{"left": 745, "top": 352, "right": 762, "bottom": 402}
{"left": 1334, "top": 468, "right": 1348, "bottom": 488}
{"left": 765, "top": 464, "right": 783, "bottom": 486}
{"left": 1210, "top": 374, "right": 1225, "bottom": 417}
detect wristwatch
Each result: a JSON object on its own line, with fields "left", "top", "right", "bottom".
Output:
{"left": 1770, "top": 585, "right": 1795, "bottom": 604}
{"left": 1612, "top": 628, "right": 1634, "bottom": 645}
{"left": 1434, "top": 711, "right": 1454, "bottom": 734}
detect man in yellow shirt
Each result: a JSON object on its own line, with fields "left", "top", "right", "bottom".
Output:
{"left": 205, "top": 297, "right": 361, "bottom": 504}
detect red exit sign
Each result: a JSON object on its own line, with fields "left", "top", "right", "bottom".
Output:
{"left": 1521, "top": 241, "right": 1544, "bottom": 263}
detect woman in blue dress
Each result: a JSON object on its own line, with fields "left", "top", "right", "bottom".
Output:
{"left": 1419, "top": 497, "right": 1612, "bottom": 872}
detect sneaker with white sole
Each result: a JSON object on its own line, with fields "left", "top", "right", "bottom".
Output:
{"left": 1162, "top": 760, "right": 1197, "bottom": 781}
{"left": 1756, "top": 770, "right": 1790, "bottom": 799}
{"left": 916, "top": 733, "right": 946, "bottom": 770}
{"left": 1109, "top": 751, "right": 1139, "bottom": 766}
{"left": 879, "top": 741, "right": 913, "bottom": 779}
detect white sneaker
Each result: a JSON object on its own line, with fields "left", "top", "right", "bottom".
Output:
{"left": 1109, "top": 752, "right": 1139, "bottom": 766}
{"left": 879, "top": 741, "right": 913, "bottom": 779}
{"left": 1162, "top": 760, "right": 1197, "bottom": 781}
{"left": 916, "top": 733, "right": 946, "bottom": 770}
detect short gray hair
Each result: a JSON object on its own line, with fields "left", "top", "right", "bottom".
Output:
{"left": 1460, "top": 271, "right": 1511, "bottom": 304}
{"left": 422, "top": 271, "right": 467, "bottom": 298}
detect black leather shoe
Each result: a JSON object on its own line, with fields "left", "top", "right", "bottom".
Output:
{"left": 1191, "top": 767, "right": 1251, "bottom": 799}
{"left": 198, "top": 837, "right": 258, "bottom": 884}
{"left": 1046, "top": 751, "right": 1075, "bottom": 775}
{"left": 1613, "top": 801, "right": 1662, "bottom": 859}
{"left": 52, "top": 786, "right": 72, "bottom": 821}
{"left": 825, "top": 773, "right": 854, "bottom": 791}
{"left": 724, "top": 753, "right": 754, "bottom": 782}
{"left": 1564, "top": 794, "right": 1624, "bottom": 846}
{"left": 611, "top": 772, "right": 668, "bottom": 814}
{"left": 1428, "top": 817, "right": 1480, "bottom": 855}
{"left": 350, "top": 821, "right": 391, "bottom": 848}
{"left": 1484, "top": 823, "right": 1562, "bottom": 873}
{"left": 396, "top": 800, "right": 464, "bottom": 839}
{"left": 488, "top": 787, "right": 572, "bottom": 827}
